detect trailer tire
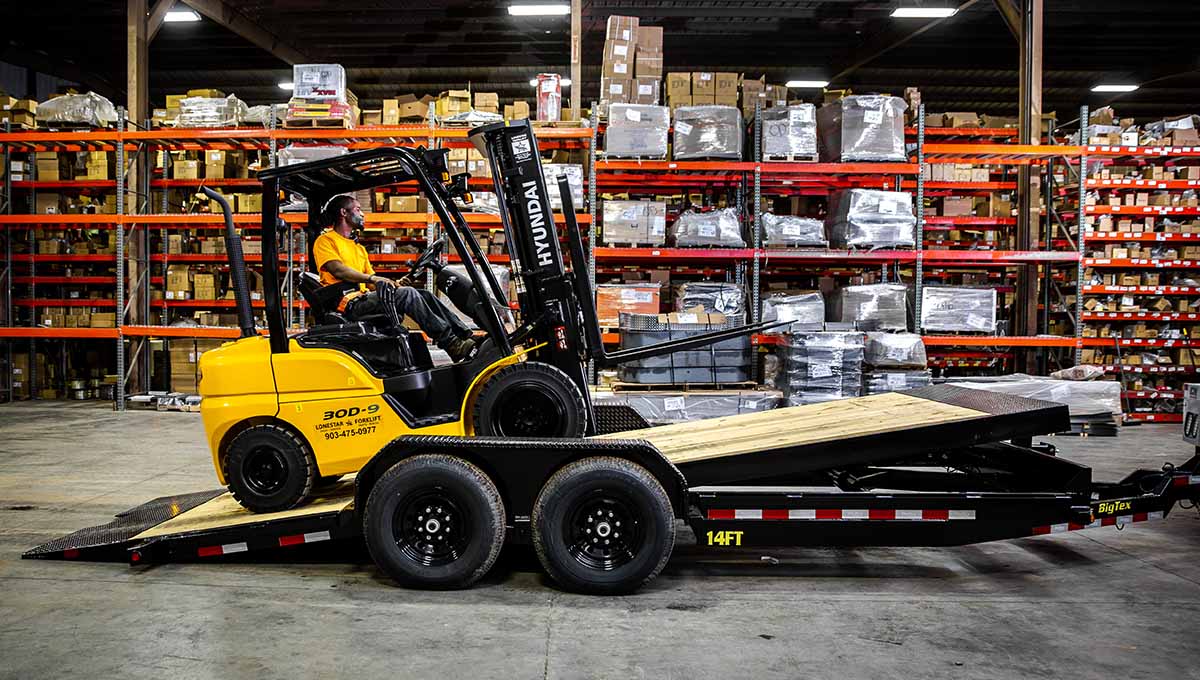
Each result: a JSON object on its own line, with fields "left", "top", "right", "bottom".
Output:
{"left": 533, "top": 456, "right": 674, "bottom": 595}
{"left": 471, "top": 362, "right": 586, "bottom": 438}
{"left": 364, "top": 454, "right": 505, "bottom": 589}
{"left": 225, "top": 423, "right": 316, "bottom": 513}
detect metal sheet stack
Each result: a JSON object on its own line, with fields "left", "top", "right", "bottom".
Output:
{"left": 862, "top": 332, "right": 931, "bottom": 394}
{"left": 594, "top": 390, "right": 782, "bottom": 425}
{"left": 617, "top": 312, "right": 752, "bottom": 385}
{"left": 778, "top": 331, "right": 865, "bottom": 405}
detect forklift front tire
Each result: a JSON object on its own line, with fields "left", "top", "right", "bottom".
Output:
{"left": 364, "top": 454, "right": 505, "bottom": 589}
{"left": 471, "top": 361, "right": 587, "bottom": 438}
{"left": 225, "top": 424, "right": 316, "bottom": 513}
{"left": 532, "top": 456, "right": 675, "bottom": 595}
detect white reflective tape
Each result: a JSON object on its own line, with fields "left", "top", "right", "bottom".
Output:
{"left": 948, "top": 509, "right": 976, "bottom": 520}
{"left": 1085, "top": 520, "right": 1102, "bottom": 529}
{"left": 1115, "top": 515, "right": 1133, "bottom": 526}
{"left": 842, "top": 509, "right": 869, "bottom": 520}
{"left": 1147, "top": 511, "right": 1165, "bottom": 521}
{"left": 223, "top": 542, "right": 248, "bottom": 554}
{"left": 895, "top": 509, "right": 923, "bottom": 520}
{"left": 789, "top": 509, "right": 816, "bottom": 520}
{"left": 1191, "top": 475, "right": 1200, "bottom": 485}
{"left": 304, "top": 531, "right": 331, "bottom": 544}
{"left": 1050, "top": 523, "right": 1070, "bottom": 534}
{"left": 734, "top": 509, "right": 762, "bottom": 520}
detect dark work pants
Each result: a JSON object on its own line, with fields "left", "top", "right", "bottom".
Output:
{"left": 346, "top": 287, "right": 469, "bottom": 348}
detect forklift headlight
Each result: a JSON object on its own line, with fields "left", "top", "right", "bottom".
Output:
{"left": 462, "top": 192, "right": 474, "bottom": 204}
{"left": 441, "top": 172, "right": 450, "bottom": 182}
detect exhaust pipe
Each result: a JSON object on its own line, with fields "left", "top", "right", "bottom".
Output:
{"left": 201, "top": 187, "right": 255, "bottom": 339}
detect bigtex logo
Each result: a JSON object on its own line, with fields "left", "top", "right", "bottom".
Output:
{"left": 1097, "top": 500, "right": 1132, "bottom": 515}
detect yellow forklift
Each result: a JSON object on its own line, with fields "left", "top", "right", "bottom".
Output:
{"left": 196, "top": 120, "right": 773, "bottom": 514}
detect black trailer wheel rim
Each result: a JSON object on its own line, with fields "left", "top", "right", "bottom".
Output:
{"left": 243, "top": 446, "right": 289, "bottom": 495}
{"left": 394, "top": 488, "right": 471, "bottom": 567}
{"left": 495, "top": 382, "right": 567, "bottom": 437}
{"left": 564, "top": 490, "right": 643, "bottom": 571}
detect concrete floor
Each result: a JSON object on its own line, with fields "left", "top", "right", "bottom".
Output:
{"left": 1, "top": 402, "right": 1198, "bottom": 680}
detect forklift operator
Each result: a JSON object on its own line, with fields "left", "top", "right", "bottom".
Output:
{"left": 313, "top": 195, "right": 477, "bottom": 362}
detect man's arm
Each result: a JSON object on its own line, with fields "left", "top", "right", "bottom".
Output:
{"left": 322, "top": 260, "right": 396, "bottom": 288}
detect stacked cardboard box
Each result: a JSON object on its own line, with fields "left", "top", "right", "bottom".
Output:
{"left": 503, "top": 101, "right": 531, "bottom": 120}
{"left": 288, "top": 64, "right": 357, "bottom": 127}
{"left": 666, "top": 72, "right": 690, "bottom": 112}
{"left": 435, "top": 89, "right": 471, "bottom": 118}
{"left": 0, "top": 98, "right": 37, "bottom": 128}
{"left": 382, "top": 94, "right": 434, "bottom": 124}
{"left": 600, "top": 15, "right": 639, "bottom": 112}
{"left": 474, "top": 92, "right": 499, "bottom": 115}
{"left": 169, "top": 339, "right": 224, "bottom": 393}
{"left": 634, "top": 24, "right": 663, "bottom": 105}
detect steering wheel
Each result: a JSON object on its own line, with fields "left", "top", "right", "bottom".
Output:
{"left": 408, "top": 235, "right": 446, "bottom": 278}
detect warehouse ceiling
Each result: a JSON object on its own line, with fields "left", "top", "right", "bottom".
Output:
{"left": 1, "top": 0, "right": 1198, "bottom": 121}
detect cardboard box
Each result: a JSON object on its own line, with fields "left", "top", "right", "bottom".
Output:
{"left": 168, "top": 234, "right": 183, "bottom": 254}
{"left": 596, "top": 283, "right": 660, "bottom": 326}
{"left": 941, "top": 197, "right": 974, "bottom": 216}
{"left": 505, "top": 100, "right": 531, "bottom": 120}
{"left": 691, "top": 72, "right": 715, "bottom": 96}
{"left": 173, "top": 160, "right": 199, "bottom": 180}
{"left": 605, "top": 15, "right": 639, "bottom": 43}
{"left": 764, "top": 84, "right": 789, "bottom": 107}
{"left": 388, "top": 196, "right": 428, "bottom": 213}
{"left": 635, "top": 52, "right": 663, "bottom": 78}
{"left": 714, "top": 73, "right": 739, "bottom": 99}
{"left": 666, "top": 73, "right": 691, "bottom": 99}
{"left": 89, "top": 312, "right": 116, "bottom": 328}
{"left": 633, "top": 77, "right": 661, "bottom": 105}
{"left": 35, "top": 193, "right": 60, "bottom": 214}
{"left": 943, "top": 112, "right": 979, "bottom": 127}
{"left": 436, "top": 90, "right": 471, "bottom": 118}
{"left": 361, "top": 109, "right": 382, "bottom": 126}
{"left": 474, "top": 92, "right": 499, "bottom": 108}
{"left": 602, "top": 54, "right": 634, "bottom": 78}
{"left": 636, "top": 25, "right": 663, "bottom": 53}
{"left": 601, "top": 77, "right": 633, "bottom": 105}
{"left": 603, "top": 39, "right": 634, "bottom": 63}
{"left": 239, "top": 192, "right": 262, "bottom": 213}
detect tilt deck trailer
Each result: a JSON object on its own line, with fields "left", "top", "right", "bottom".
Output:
{"left": 25, "top": 121, "right": 1200, "bottom": 594}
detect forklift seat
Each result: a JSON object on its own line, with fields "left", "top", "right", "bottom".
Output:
{"left": 297, "top": 270, "right": 386, "bottom": 328}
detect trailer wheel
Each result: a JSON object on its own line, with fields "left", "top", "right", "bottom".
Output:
{"left": 364, "top": 454, "right": 505, "bottom": 589}
{"left": 532, "top": 457, "right": 674, "bottom": 595}
{"left": 471, "top": 362, "right": 586, "bottom": 438}
{"left": 225, "top": 424, "right": 316, "bottom": 513}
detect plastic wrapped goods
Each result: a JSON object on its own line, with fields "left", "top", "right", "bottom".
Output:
{"left": 617, "top": 312, "right": 751, "bottom": 384}
{"left": 602, "top": 200, "right": 667, "bottom": 245}
{"left": 817, "top": 95, "right": 906, "bottom": 162}
{"left": 946, "top": 375, "right": 1121, "bottom": 417}
{"left": 828, "top": 284, "right": 908, "bottom": 331}
{"left": 762, "top": 105, "right": 817, "bottom": 158}
{"left": 606, "top": 104, "right": 670, "bottom": 158}
{"left": 762, "top": 213, "right": 827, "bottom": 247}
{"left": 179, "top": 95, "right": 249, "bottom": 128}
{"left": 826, "top": 189, "right": 915, "bottom": 249}
{"left": 592, "top": 390, "right": 782, "bottom": 425}
{"left": 673, "top": 106, "right": 743, "bottom": 160}
{"left": 864, "top": 332, "right": 927, "bottom": 368}
{"left": 672, "top": 208, "right": 745, "bottom": 247}
{"left": 544, "top": 164, "right": 584, "bottom": 211}
{"left": 675, "top": 281, "right": 746, "bottom": 316}
{"left": 278, "top": 145, "right": 347, "bottom": 167}
{"left": 293, "top": 64, "right": 348, "bottom": 102}
{"left": 864, "top": 370, "right": 932, "bottom": 394}
{"left": 37, "top": 93, "right": 118, "bottom": 128}
{"left": 762, "top": 293, "right": 825, "bottom": 332}
{"left": 243, "top": 104, "right": 284, "bottom": 126}
{"left": 920, "top": 286, "right": 997, "bottom": 332}
{"left": 779, "top": 332, "right": 865, "bottom": 406}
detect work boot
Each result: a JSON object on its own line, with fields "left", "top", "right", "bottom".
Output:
{"left": 445, "top": 336, "right": 477, "bottom": 362}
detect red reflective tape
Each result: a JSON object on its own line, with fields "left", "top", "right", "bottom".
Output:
{"left": 922, "top": 509, "right": 950, "bottom": 521}
{"left": 815, "top": 509, "right": 842, "bottom": 520}
{"left": 707, "top": 509, "right": 734, "bottom": 520}
{"left": 762, "top": 509, "right": 790, "bottom": 520}
{"left": 1068, "top": 522, "right": 1087, "bottom": 531}
{"left": 1133, "top": 512, "right": 1148, "bottom": 523}
{"left": 1101, "top": 517, "right": 1117, "bottom": 526}
{"left": 1172, "top": 476, "right": 1188, "bottom": 487}
{"left": 278, "top": 534, "right": 306, "bottom": 547}
{"left": 62, "top": 549, "right": 80, "bottom": 559}
{"left": 1032, "top": 525, "right": 1052, "bottom": 535}
{"left": 869, "top": 509, "right": 896, "bottom": 520}
{"left": 197, "top": 545, "right": 223, "bottom": 557}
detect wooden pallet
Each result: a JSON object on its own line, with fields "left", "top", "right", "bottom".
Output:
{"left": 600, "top": 242, "right": 668, "bottom": 249}
{"left": 611, "top": 380, "right": 758, "bottom": 392}
{"left": 284, "top": 117, "right": 353, "bottom": 129}
{"left": 764, "top": 154, "right": 819, "bottom": 163}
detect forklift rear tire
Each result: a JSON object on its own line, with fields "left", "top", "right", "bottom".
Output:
{"left": 532, "top": 457, "right": 675, "bottom": 595}
{"left": 471, "top": 362, "right": 586, "bottom": 438}
{"left": 225, "top": 424, "right": 316, "bottom": 513}
{"left": 364, "top": 454, "right": 505, "bottom": 589}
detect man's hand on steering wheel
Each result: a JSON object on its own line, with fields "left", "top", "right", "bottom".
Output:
{"left": 369, "top": 274, "right": 400, "bottom": 289}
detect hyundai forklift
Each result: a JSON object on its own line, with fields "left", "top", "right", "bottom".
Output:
{"left": 25, "top": 120, "right": 1200, "bottom": 595}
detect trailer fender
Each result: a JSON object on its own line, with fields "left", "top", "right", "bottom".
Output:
{"left": 354, "top": 436, "right": 689, "bottom": 524}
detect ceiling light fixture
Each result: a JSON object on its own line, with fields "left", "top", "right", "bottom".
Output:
{"left": 1091, "top": 84, "right": 1139, "bottom": 93}
{"left": 164, "top": 9, "right": 201, "bottom": 22}
{"left": 278, "top": 82, "right": 294, "bottom": 91}
{"left": 786, "top": 80, "right": 829, "bottom": 88}
{"left": 891, "top": 6, "right": 958, "bottom": 18}
{"left": 508, "top": 4, "right": 570, "bottom": 16}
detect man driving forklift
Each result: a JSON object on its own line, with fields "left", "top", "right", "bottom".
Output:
{"left": 313, "top": 194, "right": 478, "bottom": 362}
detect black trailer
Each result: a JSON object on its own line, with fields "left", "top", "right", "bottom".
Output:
{"left": 26, "top": 385, "right": 1200, "bottom": 593}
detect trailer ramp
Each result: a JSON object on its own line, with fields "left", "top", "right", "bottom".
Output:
{"left": 595, "top": 385, "right": 1070, "bottom": 486}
